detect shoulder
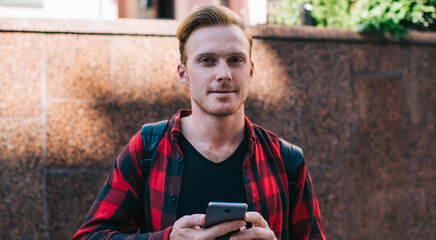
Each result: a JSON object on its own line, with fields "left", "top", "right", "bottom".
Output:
{"left": 128, "top": 131, "right": 145, "bottom": 155}
{"left": 250, "top": 123, "right": 304, "bottom": 174}
{"left": 250, "top": 123, "right": 281, "bottom": 144}
{"left": 114, "top": 131, "right": 144, "bottom": 171}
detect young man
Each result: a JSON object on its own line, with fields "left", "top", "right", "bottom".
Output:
{"left": 73, "top": 5, "right": 325, "bottom": 240}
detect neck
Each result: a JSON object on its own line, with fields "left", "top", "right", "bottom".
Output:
{"left": 180, "top": 107, "right": 246, "bottom": 150}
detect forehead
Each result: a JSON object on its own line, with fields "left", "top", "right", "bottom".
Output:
{"left": 185, "top": 25, "right": 250, "bottom": 57}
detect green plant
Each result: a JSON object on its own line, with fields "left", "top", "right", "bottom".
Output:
{"left": 269, "top": 0, "right": 436, "bottom": 40}
{"left": 270, "top": 0, "right": 356, "bottom": 28}
{"left": 272, "top": 0, "right": 307, "bottom": 25}
{"left": 311, "top": 0, "right": 356, "bottom": 29}
{"left": 355, "top": 0, "right": 436, "bottom": 40}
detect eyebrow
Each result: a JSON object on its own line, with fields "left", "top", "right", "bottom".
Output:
{"left": 196, "top": 51, "right": 248, "bottom": 58}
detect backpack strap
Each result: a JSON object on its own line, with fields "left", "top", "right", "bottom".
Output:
{"left": 140, "top": 119, "right": 168, "bottom": 174}
{"left": 279, "top": 138, "right": 304, "bottom": 197}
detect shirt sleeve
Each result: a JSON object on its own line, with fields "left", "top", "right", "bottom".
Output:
{"left": 289, "top": 160, "right": 326, "bottom": 240}
{"left": 72, "top": 133, "right": 172, "bottom": 240}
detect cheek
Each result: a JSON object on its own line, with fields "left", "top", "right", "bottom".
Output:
{"left": 188, "top": 80, "right": 203, "bottom": 93}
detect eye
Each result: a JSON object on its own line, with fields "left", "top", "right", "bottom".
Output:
{"left": 229, "top": 57, "right": 243, "bottom": 63}
{"left": 200, "top": 57, "right": 214, "bottom": 63}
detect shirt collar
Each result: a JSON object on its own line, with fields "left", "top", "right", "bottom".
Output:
{"left": 244, "top": 115, "right": 257, "bottom": 150}
{"left": 169, "top": 109, "right": 257, "bottom": 149}
{"left": 170, "top": 109, "right": 191, "bottom": 139}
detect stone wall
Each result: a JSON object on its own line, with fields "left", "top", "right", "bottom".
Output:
{"left": 0, "top": 18, "right": 435, "bottom": 239}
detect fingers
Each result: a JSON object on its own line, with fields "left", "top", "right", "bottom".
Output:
{"left": 171, "top": 215, "right": 206, "bottom": 240}
{"left": 228, "top": 212, "right": 276, "bottom": 240}
{"left": 229, "top": 226, "right": 276, "bottom": 240}
{"left": 244, "top": 211, "right": 268, "bottom": 228}
{"left": 204, "top": 220, "right": 246, "bottom": 237}
{"left": 171, "top": 215, "right": 246, "bottom": 240}
{"left": 175, "top": 214, "right": 205, "bottom": 228}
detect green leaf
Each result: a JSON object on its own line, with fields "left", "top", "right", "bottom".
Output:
{"left": 269, "top": 0, "right": 435, "bottom": 40}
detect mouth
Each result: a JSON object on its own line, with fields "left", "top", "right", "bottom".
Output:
{"left": 209, "top": 90, "right": 236, "bottom": 94}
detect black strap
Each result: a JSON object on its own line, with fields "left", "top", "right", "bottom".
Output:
{"left": 279, "top": 138, "right": 304, "bottom": 197}
{"left": 140, "top": 120, "right": 169, "bottom": 170}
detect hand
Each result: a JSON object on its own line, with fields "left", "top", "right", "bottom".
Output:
{"left": 229, "top": 212, "right": 277, "bottom": 240}
{"left": 169, "top": 214, "right": 246, "bottom": 240}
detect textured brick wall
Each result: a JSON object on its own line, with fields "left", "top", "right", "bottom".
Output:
{"left": 0, "top": 18, "right": 435, "bottom": 239}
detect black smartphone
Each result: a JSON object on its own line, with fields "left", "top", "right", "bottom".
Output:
{"left": 203, "top": 202, "right": 248, "bottom": 228}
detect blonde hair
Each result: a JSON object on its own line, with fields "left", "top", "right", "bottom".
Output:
{"left": 176, "top": 5, "right": 252, "bottom": 64}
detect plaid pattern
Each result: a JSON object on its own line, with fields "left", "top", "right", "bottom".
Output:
{"left": 73, "top": 109, "right": 325, "bottom": 240}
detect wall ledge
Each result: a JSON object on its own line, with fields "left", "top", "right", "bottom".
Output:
{"left": 1, "top": 17, "right": 435, "bottom": 45}
{"left": 252, "top": 24, "right": 436, "bottom": 45}
{"left": 0, "top": 17, "right": 180, "bottom": 36}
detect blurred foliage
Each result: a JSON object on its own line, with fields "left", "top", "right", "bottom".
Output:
{"left": 270, "top": 0, "right": 436, "bottom": 40}
{"left": 355, "top": 0, "right": 436, "bottom": 39}
{"left": 272, "top": 0, "right": 307, "bottom": 25}
{"left": 311, "top": 0, "right": 356, "bottom": 29}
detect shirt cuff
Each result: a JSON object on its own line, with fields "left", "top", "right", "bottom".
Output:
{"left": 164, "top": 226, "right": 172, "bottom": 240}
{"left": 146, "top": 226, "right": 172, "bottom": 240}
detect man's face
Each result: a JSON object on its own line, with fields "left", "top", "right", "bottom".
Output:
{"left": 178, "top": 25, "right": 254, "bottom": 117}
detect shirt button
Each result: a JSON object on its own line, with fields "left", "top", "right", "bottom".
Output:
{"left": 170, "top": 196, "right": 177, "bottom": 202}
{"left": 176, "top": 158, "right": 183, "bottom": 163}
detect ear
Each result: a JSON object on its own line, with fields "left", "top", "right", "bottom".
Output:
{"left": 177, "top": 63, "right": 189, "bottom": 86}
{"left": 248, "top": 61, "right": 254, "bottom": 84}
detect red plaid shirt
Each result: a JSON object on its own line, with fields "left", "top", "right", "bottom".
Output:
{"left": 73, "top": 110, "right": 325, "bottom": 240}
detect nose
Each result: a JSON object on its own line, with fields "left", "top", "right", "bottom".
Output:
{"left": 216, "top": 61, "right": 232, "bottom": 81}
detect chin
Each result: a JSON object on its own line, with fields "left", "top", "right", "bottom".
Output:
{"left": 202, "top": 104, "right": 245, "bottom": 117}
{"left": 192, "top": 97, "right": 246, "bottom": 117}
{"left": 208, "top": 109, "right": 237, "bottom": 117}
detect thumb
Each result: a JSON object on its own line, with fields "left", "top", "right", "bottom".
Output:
{"left": 176, "top": 214, "right": 205, "bottom": 228}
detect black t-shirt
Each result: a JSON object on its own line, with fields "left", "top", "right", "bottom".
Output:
{"left": 176, "top": 134, "right": 248, "bottom": 219}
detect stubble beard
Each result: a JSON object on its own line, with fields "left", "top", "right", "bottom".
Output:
{"left": 192, "top": 92, "right": 248, "bottom": 117}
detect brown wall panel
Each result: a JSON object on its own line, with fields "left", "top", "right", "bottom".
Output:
{"left": 0, "top": 18, "right": 435, "bottom": 239}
